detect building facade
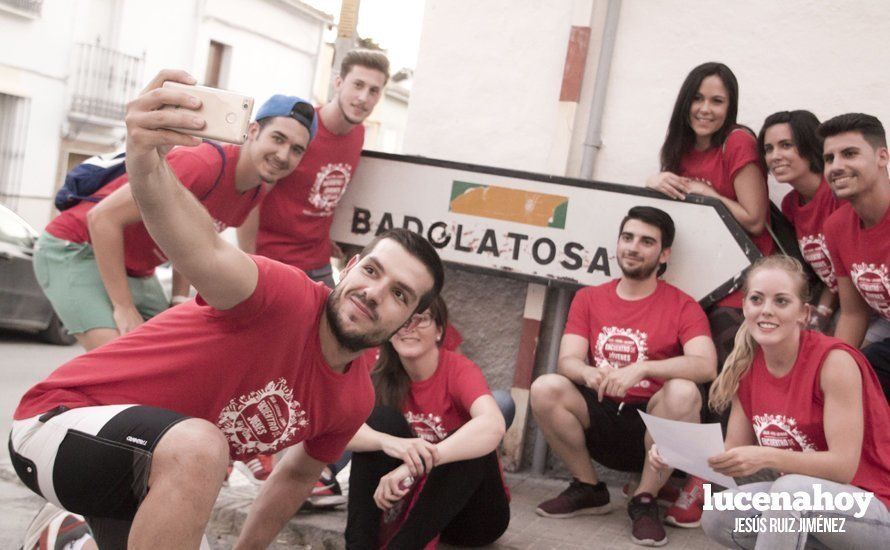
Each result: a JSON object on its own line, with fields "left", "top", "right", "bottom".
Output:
{"left": 0, "top": 0, "right": 330, "bottom": 229}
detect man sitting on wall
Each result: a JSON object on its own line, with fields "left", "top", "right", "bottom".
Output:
{"left": 530, "top": 206, "right": 717, "bottom": 547}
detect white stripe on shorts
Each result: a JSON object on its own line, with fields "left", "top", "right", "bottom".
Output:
{"left": 10, "top": 404, "right": 137, "bottom": 507}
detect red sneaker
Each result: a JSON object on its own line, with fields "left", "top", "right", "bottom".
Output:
{"left": 664, "top": 476, "right": 706, "bottom": 528}
{"left": 22, "top": 502, "right": 93, "bottom": 550}
{"left": 235, "top": 454, "right": 274, "bottom": 484}
{"left": 622, "top": 481, "right": 681, "bottom": 507}
{"left": 300, "top": 472, "right": 348, "bottom": 511}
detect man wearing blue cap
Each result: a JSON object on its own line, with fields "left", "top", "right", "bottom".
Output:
{"left": 33, "top": 91, "right": 316, "bottom": 352}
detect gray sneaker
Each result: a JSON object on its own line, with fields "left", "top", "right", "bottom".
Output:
{"left": 536, "top": 478, "right": 611, "bottom": 518}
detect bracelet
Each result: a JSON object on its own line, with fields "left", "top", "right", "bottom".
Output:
{"left": 170, "top": 295, "right": 190, "bottom": 305}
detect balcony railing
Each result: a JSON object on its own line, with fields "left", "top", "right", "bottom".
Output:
{"left": 0, "top": 0, "right": 43, "bottom": 17}
{"left": 69, "top": 42, "right": 144, "bottom": 123}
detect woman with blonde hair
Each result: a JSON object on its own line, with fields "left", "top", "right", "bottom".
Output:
{"left": 652, "top": 255, "right": 890, "bottom": 548}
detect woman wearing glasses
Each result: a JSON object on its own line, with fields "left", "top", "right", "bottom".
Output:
{"left": 344, "top": 296, "right": 510, "bottom": 549}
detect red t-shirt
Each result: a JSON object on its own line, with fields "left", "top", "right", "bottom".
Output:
{"left": 737, "top": 330, "right": 890, "bottom": 507}
{"left": 46, "top": 143, "right": 270, "bottom": 277}
{"left": 14, "top": 256, "right": 374, "bottom": 463}
{"left": 679, "top": 129, "right": 776, "bottom": 308}
{"left": 402, "top": 349, "right": 491, "bottom": 442}
{"left": 563, "top": 279, "right": 711, "bottom": 403}
{"left": 781, "top": 180, "right": 841, "bottom": 293}
{"left": 824, "top": 202, "right": 890, "bottom": 321}
{"left": 256, "top": 109, "right": 364, "bottom": 270}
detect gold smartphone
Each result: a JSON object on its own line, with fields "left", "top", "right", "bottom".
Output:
{"left": 161, "top": 82, "right": 254, "bottom": 144}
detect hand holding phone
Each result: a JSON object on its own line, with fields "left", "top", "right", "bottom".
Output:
{"left": 161, "top": 82, "right": 254, "bottom": 144}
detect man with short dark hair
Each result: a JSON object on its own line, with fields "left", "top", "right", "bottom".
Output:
{"left": 238, "top": 48, "right": 391, "bottom": 288}
{"left": 11, "top": 70, "right": 443, "bottom": 550}
{"left": 820, "top": 113, "right": 890, "bottom": 398}
{"left": 530, "top": 206, "right": 717, "bottom": 547}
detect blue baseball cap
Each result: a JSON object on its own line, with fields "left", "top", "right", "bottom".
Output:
{"left": 255, "top": 95, "right": 318, "bottom": 141}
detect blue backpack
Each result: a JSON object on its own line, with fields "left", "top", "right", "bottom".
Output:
{"left": 54, "top": 141, "right": 226, "bottom": 211}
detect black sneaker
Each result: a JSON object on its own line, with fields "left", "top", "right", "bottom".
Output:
{"left": 535, "top": 478, "right": 611, "bottom": 518}
{"left": 628, "top": 493, "right": 667, "bottom": 547}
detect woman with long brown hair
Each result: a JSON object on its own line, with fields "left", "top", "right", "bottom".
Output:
{"left": 646, "top": 61, "right": 777, "bottom": 529}
{"left": 344, "top": 296, "right": 510, "bottom": 549}
{"left": 652, "top": 256, "right": 890, "bottom": 548}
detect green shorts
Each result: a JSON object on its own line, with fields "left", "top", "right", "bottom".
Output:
{"left": 33, "top": 232, "right": 169, "bottom": 334}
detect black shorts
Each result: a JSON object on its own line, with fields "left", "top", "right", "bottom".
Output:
{"left": 10, "top": 404, "right": 189, "bottom": 520}
{"left": 575, "top": 384, "right": 648, "bottom": 472}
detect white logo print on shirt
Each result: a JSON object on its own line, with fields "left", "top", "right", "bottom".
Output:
{"left": 217, "top": 378, "right": 308, "bottom": 457}
{"left": 405, "top": 411, "right": 448, "bottom": 443}
{"left": 595, "top": 327, "right": 650, "bottom": 389}
{"left": 752, "top": 413, "right": 816, "bottom": 452}
{"left": 799, "top": 234, "right": 837, "bottom": 291}
{"left": 851, "top": 262, "right": 890, "bottom": 320}
{"left": 305, "top": 162, "right": 353, "bottom": 217}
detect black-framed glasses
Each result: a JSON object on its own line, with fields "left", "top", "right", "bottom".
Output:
{"left": 401, "top": 312, "right": 434, "bottom": 331}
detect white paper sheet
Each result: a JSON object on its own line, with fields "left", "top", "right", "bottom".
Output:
{"left": 639, "top": 411, "right": 737, "bottom": 488}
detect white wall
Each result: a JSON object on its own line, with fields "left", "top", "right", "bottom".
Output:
{"left": 0, "top": 0, "right": 328, "bottom": 229}
{"left": 591, "top": 0, "right": 890, "bottom": 188}
{"left": 0, "top": 0, "right": 83, "bottom": 228}
{"left": 365, "top": 90, "right": 409, "bottom": 153}
{"left": 407, "top": 0, "right": 890, "bottom": 191}
{"left": 404, "top": 0, "right": 584, "bottom": 172}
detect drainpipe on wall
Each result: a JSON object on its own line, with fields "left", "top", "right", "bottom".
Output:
{"left": 530, "top": 0, "right": 622, "bottom": 476}
{"left": 579, "top": 0, "right": 621, "bottom": 180}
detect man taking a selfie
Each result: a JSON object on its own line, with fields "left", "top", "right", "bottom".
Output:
{"left": 11, "top": 69, "right": 445, "bottom": 549}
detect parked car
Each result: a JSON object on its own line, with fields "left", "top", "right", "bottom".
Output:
{"left": 0, "top": 204, "right": 75, "bottom": 345}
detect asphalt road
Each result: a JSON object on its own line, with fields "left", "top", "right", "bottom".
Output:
{"left": 0, "top": 329, "right": 81, "bottom": 548}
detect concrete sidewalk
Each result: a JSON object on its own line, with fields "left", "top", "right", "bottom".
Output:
{"left": 209, "top": 471, "right": 716, "bottom": 549}
{"left": 1, "top": 461, "right": 715, "bottom": 549}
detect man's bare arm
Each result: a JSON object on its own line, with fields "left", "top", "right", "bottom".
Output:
{"left": 124, "top": 70, "right": 256, "bottom": 310}
{"left": 638, "top": 335, "right": 718, "bottom": 383}
{"left": 86, "top": 184, "right": 147, "bottom": 334}
{"left": 556, "top": 334, "right": 602, "bottom": 389}
{"left": 237, "top": 207, "right": 259, "bottom": 253}
{"left": 834, "top": 276, "right": 870, "bottom": 347}
{"left": 233, "top": 444, "right": 324, "bottom": 550}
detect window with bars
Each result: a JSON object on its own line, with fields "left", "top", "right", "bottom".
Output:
{"left": 0, "top": 93, "right": 31, "bottom": 210}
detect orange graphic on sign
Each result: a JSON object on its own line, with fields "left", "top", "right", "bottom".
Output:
{"left": 449, "top": 182, "right": 568, "bottom": 228}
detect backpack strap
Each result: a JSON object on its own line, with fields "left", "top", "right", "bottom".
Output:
{"left": 195, "top": 140, "right": 227, "bottom": 201}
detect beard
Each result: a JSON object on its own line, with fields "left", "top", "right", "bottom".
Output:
{"left": 324, "top": 287, "right": 394, "bottom": 352}
{"left": 618, "top": 255, "right": 660, "bottom": 281}
{"left": 337, "top": 95, "right": 366, "bottom": 125}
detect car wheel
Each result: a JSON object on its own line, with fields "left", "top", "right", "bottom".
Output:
{"left": 38, "top": 313, "right": 77, "bottom": 346}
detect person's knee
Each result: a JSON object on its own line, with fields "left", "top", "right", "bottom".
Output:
{"left": 152, "top": 419, "right": 228, "bottom": 483}
{"left": 769, "top": 474, "right": 816, "bottom": 495}
{"left": 657, "top": 379, "right": 701, "bottom": 415}
{"left": 700, "top": 508, "right": 734, "bottom": 545}
{"left": 530, "top": 374, "right": 572, "bottom": 412}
